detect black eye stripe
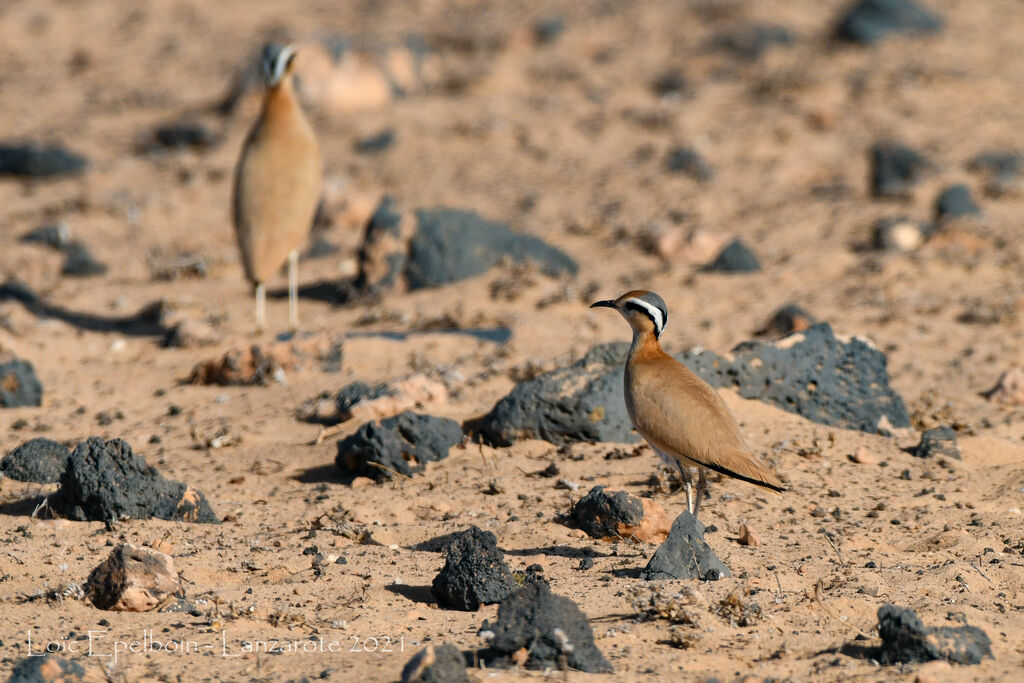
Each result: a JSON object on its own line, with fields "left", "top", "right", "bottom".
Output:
{"left": 624, "top": 301, "right": 666, "bottom": 331}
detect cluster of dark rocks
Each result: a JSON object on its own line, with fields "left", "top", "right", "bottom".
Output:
{"left": 19, "top": 222, "right": 107, "bottom": 277}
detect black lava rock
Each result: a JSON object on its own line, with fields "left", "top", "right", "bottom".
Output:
{"left": 573, "top": 486, "right": 643, "bottom": 539}
{"left": 405, "top": 208, "right": 577, "bottom": 290}
{"left": 968, "top": 150, "right": 1022, "bottom": 196}
{"left": 835, "top": 0, "right": 943, "bottom": 45}
{"left": 61, "top": 241, "right": 108, "bottom": 277}
{"left": 335, "top": 411, "right": 463, "bottom": 480}
{"left": 431, "top": 526, "right": 515, "bottom": 611}
{"left": 705, "top": 239, "right": 761, "bottom": 273}
{"left": 871, "top": 142, "right": 931, "bottom": 198}
{"left": 757, "top": 304, "right": 818, "bottom": 338}
{"left": 665, "top": 146, "right": 713, "bottom": 182}
{"left": 935, "top": 184, "right": 980, "bottom": 219}
{"left": 335, "top": 381, "right": 396, "bottom": 419}
{"left": 0, "top": 143, "right": 87, "bottom": 177}
{"left": 480, "top": 582, "right": 612, "bottom": 673}
{"left": 0, "top": 357, "right": 43, "bottom": 408}
{"left": 651, "top": 70, "right": 691, "bottom": 98}
{"left": 680, "top": 323, "right": 910, "bottom": 434}
{"left": 913, "top": 426, "right": 960, "bottom": 460}
{"left": 1, "top": 438, "right": 70, "bottom": 484}
{"left": 877, "top": 604, "right": 992, "bottom": 665}
{"left": 471, "top": 342, "right": 636, "bottom": 447}
{"left": 641, "top": 511, "right": 731, "bottom": 580}
{"left": 533, "top": 16, "right": 566, "bottom": 45}
{"left": 7, "top": 654, "right": 86, "bottom": 683}
{"left": 400, "top": 643, "right": 469, "bottom": 683}
{"left": 52, "top": 437, "right": 219, "bottom": 523}
{"left": 20, "top": 223, "right": 72, "bottom": 250}
{"left": 152, "top": 121, "right": 216, "bottom": 150}
{"left": 709, "top": 23, "right": 794, "bottom": 60}
{"left": 354, "top": 129, "right": 395, "bottom": 154}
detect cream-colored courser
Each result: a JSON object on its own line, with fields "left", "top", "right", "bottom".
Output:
{"left": 591, "top": 290, "right": 784, "bottom": 519}
{"left": 233, "top": 43, "right": 322, "bottom": 332}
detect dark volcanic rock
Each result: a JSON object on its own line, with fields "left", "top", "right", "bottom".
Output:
{"left": 354, "top": 195, "right": 410, "bottom": 295}
{"left": 757, "top": 303, "right": 818, "bottom": 338}
{"left": 871, "top": 142, "right": 931, "bottom": 198}
{"left": 335, "top": 381, "right": 396, "bottom": 419}
{"left": 431, "top": 526, "right": 515, "bottom": 611}
{"left": 709, "top": 23, "right": 794, "bottom": 60}
{"left": 681, "top": 323, "right": 910, "bottom": 433}
{"left": 1, "top": 438, "right": 70, "bottom": 484}
{"left": 52, "top": 437, "right": 219, "bottom": 523}
{"left": 152, "top": 121, "right": 216, "bottom": 150}
{"left": 664, "top": 146, "right": 713, "bottom": 182}
{"left": 968, "top": 150, "right": 1023, "bottom": 197}
{"left": 835, "top": 0, "right": 943, "bottom": 45}
{"left": 480, "top": 582, "right": 612, "bottom": 673}
{"left": 651, "top": 70, "right": 691, "bottom": 98}
{"left": 400, "top": 643, "right": 469, "bottom": 683}
{"left": 0, "top": 357, "right": 44, "bottom": 408}
{"left": 335, "top": 411, "right": 463, "bottom": 480}
{"left": 20, "top": 223, "right": 72, "bottom": 250}
{"left": 641, "top": 511, "right": 731, "bottom": 581}
{"left": 61, "top": 242, "right": 108, "bottom": 277}
{"left": 0, "top": 143, "right": 87, "bottom": 177}
{"left": 935, "top": 184, "right": 980, "bottom": 219}
{"left": 877, "top": 604, "right": 992, "bottom": 665}
{"left": 471, "top": 342, "right": 635, "bottom": 447}
{"left": 705, "top": 239, "right": 761, "bottom": 273}
{"left": 7, "top": 653, "right": 86, "bottom": 682}
{"left": 913, "top": 426, "right": 960, "bottom": 459}
{"left": 354, "top": 129, "right": 395, "bottom": 154}
{"left": 405, "top": 207, "right": 577, "bottom": 290}
{"left": 573, "top": 485, "right": 641, "bottom": 538}
{"left": 533, "top": 16, "right": 566, "bottom": 45}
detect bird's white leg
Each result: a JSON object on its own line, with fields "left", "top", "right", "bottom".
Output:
{"left": 255, "top": 282, "right": 266, "bottom": 333}
{"left": 693, "top": 467, "right": 709, "bottom": 520}
{"left": 288, "top": 249, "right": 299, "bottom": 331}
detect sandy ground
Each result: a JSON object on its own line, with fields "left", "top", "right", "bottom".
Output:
{"left": 1, "top": 0, "right": 1023, "bottom": 680}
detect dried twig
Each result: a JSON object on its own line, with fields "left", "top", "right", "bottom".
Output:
{"left": 812, "top": 579, "right": 874, "bottom": 639}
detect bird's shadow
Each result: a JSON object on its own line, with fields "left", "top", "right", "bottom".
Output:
{"left": 291, "top": 464, "right": 361, "bottom": 485}
{"left": 0, "top": 281, "right": 168, "bottom": 337}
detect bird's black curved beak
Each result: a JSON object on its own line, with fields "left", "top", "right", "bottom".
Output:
{"left": 589, "top": 300, "right": 617, "bottom": 309}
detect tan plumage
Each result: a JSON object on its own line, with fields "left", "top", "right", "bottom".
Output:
{"left": 591, "top": 289, "right": 784, "bottom": 518}
{"left": 233, "top": 43, "right": 322, "bottom": 332}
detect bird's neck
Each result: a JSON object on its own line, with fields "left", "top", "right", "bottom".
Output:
{"left": 263, "top": 77, "right": 299, "bottom": 122}
{"left": 630, "top": 329, "right": 664, "bottom": 361}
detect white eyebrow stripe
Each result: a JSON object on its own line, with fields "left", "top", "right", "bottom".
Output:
{"left": 624, "top": 297, "right": 664, "bottom": 337}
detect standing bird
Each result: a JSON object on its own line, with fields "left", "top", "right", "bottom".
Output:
{"left": 590, "top": 290, "right": 784, "bottom": 519}
{"left": 233, "top": 43, "right": 322, "bottom": 332}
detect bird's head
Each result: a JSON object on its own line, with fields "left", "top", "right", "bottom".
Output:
{"left": 590, "top": 289, "right": 668, "bottom": 339}
{"left": 260, "top": 43, "right": 297, "bottom": 88}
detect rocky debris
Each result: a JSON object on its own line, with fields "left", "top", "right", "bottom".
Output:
{"left": 0, "top": 355, "right": 44, "bottom": 407}
{"left": 757, "top": 303, "right": 818, "bottom": 338}
{"left": 400, "top": 643, "right": 469, "bottom": 683}
{"left": 983, "top": 367, "right": 1024, "bottom": 405}
{"left": 20, "top": 223, "right": 72, "bottom": 250}
{"left": 147, "top": 120, "right": 217, "bottom": 151}
{"left": 478, "top": 582, "right": 612, "bottom": 673}
{"left": 350, "top": 195, "right": 411, "bottom": 295}
{"left": 52, "top": 437, "right": 219, "bottom": 523}
{"left": 0, "top": 143, "right": 87, "bottom": 177}
{"left": 705, "top": 239, "right": 761, "bottom": 273}
{"left": 871, "top": 142, "right": 931, "bottom": 198}
{"left": 642, "top": 511, "right": 731, "bottom": 581}
{"left": 851, "top": 445, "right": 878, "bottom": 465}
{"left": 87, "top": 543, "right": 181, "bottom": 611}
{"left": 1, "top": 438, "right": 70, "bottom": 484}
{"left": 913, "top": 426, "right": 960, "bottom": 459}
{"left": 6, "top": 654, "right": 85, "bottom": 682}
{"left": 161, "top": 318, "right": 222, "bottom": 348}
{"left": 533, "top": 16, "right": 566, "bottom": 45}
{"left": 651, "top": 70, "right": 691, "bottom": 98}
{"left": 877, "top": 604, "right": 992, "bottom": 665}
{"left": 188, "top": 332, "right": 343, "bottom": 385}
{"left": 572, "top": 486, "right": 671, "bottom": 543}
{"left": 709, "top": 23, "right": 795, "bottom": 61}
{"left": 431, "top": 526, "right": 515, "bottom": 611}
{"left": 322, "top": 375, "right": 448, "bottom": 431}
{"left": 681, "top": 323, "right": 910, "bottom": 434}
{"left": 470, "top": 342, "right": 635, "bottom": 446}
{"left": 968, "top": 150, "right": 1023, "bottom": 197}
{"left": 61, "top": 242, "right": 108, "bottom": 277}
{"left": 835, "top": 0, "right": 943, "bottom": 45}
{"left": 934, "top": 184, "right": 980, "bottom": 220}
{"left": 664, "top": 146, "right": 713, "bottom": 182}
{"left": 335, "top": 381, "right": 396, "bottom": 418}
{"left": 336, "top": 411, "right": 463, "bottom": 480}
{"left": 738, "top": 523, "right": 761, "bottom": 547}
{"left": 147, "top": 251, "right": 209, "bottom": 281}
{"left": 873, "top": 217, "right": 927, "bottom": 252}
{"left": 354, "top": 129, "right": 395, "bottom": 154}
